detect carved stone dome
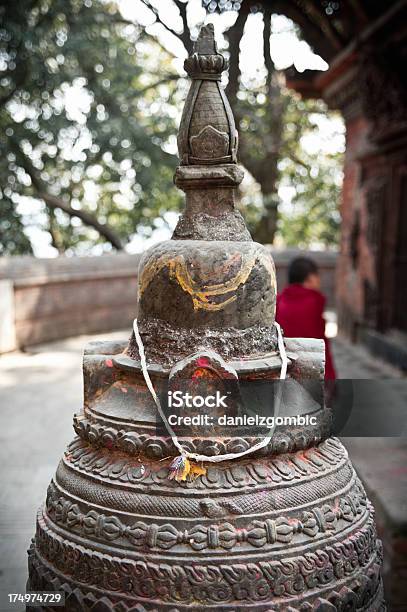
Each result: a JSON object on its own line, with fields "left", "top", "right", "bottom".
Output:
{"left": 138, "top": 240, "right": 276, "bottom": 328}
{"left": 129, "top": 239, "right": 277, "bottom": 365}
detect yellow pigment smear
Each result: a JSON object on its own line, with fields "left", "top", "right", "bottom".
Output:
{"left": 139, "top": 248, "right": 275, "bottom": 312}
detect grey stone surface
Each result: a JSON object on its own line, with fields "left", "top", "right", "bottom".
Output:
{"left": 0, "top": 280, "right": 16, "bottom": 353}
{"left": 343, "top": 438, "right": 407, "bottom": 533}
{"left": 332, "top": 335, "right": 404, "bottom": 379}
{"left": 0, "top": 330, "right": 128, "bottom": 611}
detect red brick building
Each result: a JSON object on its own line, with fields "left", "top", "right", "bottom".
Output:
{"left": 289, "top": 1, "right": 407, "bottom": 369}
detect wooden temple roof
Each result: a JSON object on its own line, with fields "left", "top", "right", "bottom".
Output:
{"left": 203, "top": 1, "right": 407, "bottom": 100}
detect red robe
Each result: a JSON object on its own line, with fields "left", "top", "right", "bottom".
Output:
{"left": 276, "top": 284, "right": 336, "bottom": 380}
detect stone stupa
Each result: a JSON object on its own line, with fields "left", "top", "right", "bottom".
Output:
{"left": 27, "top": 24, "right": 385, "bottom": 612}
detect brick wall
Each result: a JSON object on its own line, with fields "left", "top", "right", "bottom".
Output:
{"left": 0, "top": 254, "right": 140, "bottom": 351}
{"left": 336, "top": 115, "right": 373, "bottom": 340}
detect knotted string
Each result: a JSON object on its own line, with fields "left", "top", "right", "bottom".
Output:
{"left": 133, "top": 318, "right": 288, "bottom": 466}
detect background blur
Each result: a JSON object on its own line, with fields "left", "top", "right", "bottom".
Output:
{"left": 0, "top": 1, "right": 406, "bottom": 610}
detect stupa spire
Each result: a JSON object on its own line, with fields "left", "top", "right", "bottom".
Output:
{"left": 177, "top": 23, "right": 236, "bottom": 166}
{"left": 173, "top": 23, "right": 249, "bottom": 241}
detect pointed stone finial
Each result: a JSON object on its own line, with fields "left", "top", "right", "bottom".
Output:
{"left": 183, "top": 24, "right": 227, "bottom": 81}
{"left": 173, "top": 24, "right": 249, "bottom": 241}
{"left": 177, "top": 23, "right": 236, "bottom": 166}
{"left": 193, "top": 23, "right": 218, "bottom": 55}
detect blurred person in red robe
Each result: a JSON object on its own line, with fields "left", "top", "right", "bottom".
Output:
{"left": 276, "top": 256, "right": 336, "bottom": 379}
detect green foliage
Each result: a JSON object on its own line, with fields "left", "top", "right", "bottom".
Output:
{"left": 0, "top": 0, "right": 344, "bottom": 255}
{"left": 238, "top": 91, "right": 343, "bottom": 247}
{"left": 278, "top": 98, "right": 343, "bottom": 248}
{"left": 0, "top": 0, "right": 182, "bottom": 254}
{"left": 0, "top": 195, "right": 32, "bottom": 255}
{"left": 223, "top": 9, "right": 343, "bottom": 247}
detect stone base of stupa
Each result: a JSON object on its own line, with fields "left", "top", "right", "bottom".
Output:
{"left": 27, "top": 340, "right": 385, "bottom": 612}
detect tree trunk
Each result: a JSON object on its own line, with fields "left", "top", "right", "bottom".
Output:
{"left": 226, "top": 7, "right": 285, "bottom": 244}
{"left": 47, "top": 208, "right": 65, "bottom": 254}
{"left": 11, "top": 141, "right": 125, "bottom": 251}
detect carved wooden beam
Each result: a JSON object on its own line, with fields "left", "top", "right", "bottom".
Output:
{"left": 299, "top": 0, "right": 345, "bottom": 51}
{"left": 268, "top": 0, "right": 336, "bottom": 61}
{"left": 344, "top": 0, "right": 369, "bottom": 25}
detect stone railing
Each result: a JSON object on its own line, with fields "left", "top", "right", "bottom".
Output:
{"left": 0, "top": 253, "right": 140, "bottom": 353}
{"left": 0, "top": 249, "right": 337, "bottom": 353}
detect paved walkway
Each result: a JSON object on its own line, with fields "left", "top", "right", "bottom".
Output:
{"left": 332, "top": 335, "right": 404, "bottom": 378}
{"left": 0, "top": 331, "right": 405, "bottom": 610}
{"left": 0, "top": 330, "right": 127, "bottom": 610}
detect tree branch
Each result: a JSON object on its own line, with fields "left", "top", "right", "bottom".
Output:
{"left": 47, "top": 208, "right": 64, "bottom": 254}
{"left": 270, "top": 1, "right": 334, "bottom": 60}
{"left": 345, "top": 0, "right": 369, "bottom": 24}
{"left": 11, "top": 142, "right": 124, "bottom": 250}
{"left": 263, "top": 6, "right": 274, "bottom": 87}
{"left": 173, "top": 0, "right": 193, "bottom": 54}
{"left": 141, "top": 30, "right": 177, "bottom": 57}
{"left": 138, "top": 74, "right": 179, "bottom": 94}
{"left": 225, "top": 6, "right": 249, "bottom": 111}
{"left": 107, "top": 15, "right": 177, "bottom": 57}
{"left": 37, "top": 191, "right": 124, "bottom": 249}
{"left": 285, "top": 151, "right": 309, "bottom": 170}
{"left": 139, "top": 0, "right": 190, "bottom": 54}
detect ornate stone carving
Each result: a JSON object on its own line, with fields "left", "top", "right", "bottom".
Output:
{"left": 190, "top": 124, "right": 229, "bottom": 160}
{"left": 169, "top": 23, "right": 248, "bottom": 243}
{"left": 64, "top": 436, "right": 347, "bottom": 489}
{"left": 72, "top": 410, "right": 331, "bottom": 459}
{"left": 178, "top": 24, "right": 236, "bottom": 166}
{"left": 31, "top": 513, "right": 382, "bottom": 606}
{"left": 28, "top": 541, "right": 385, "bottom": 612}
{"left": 46, "top": 487, "right": 367, "bottom": 552}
